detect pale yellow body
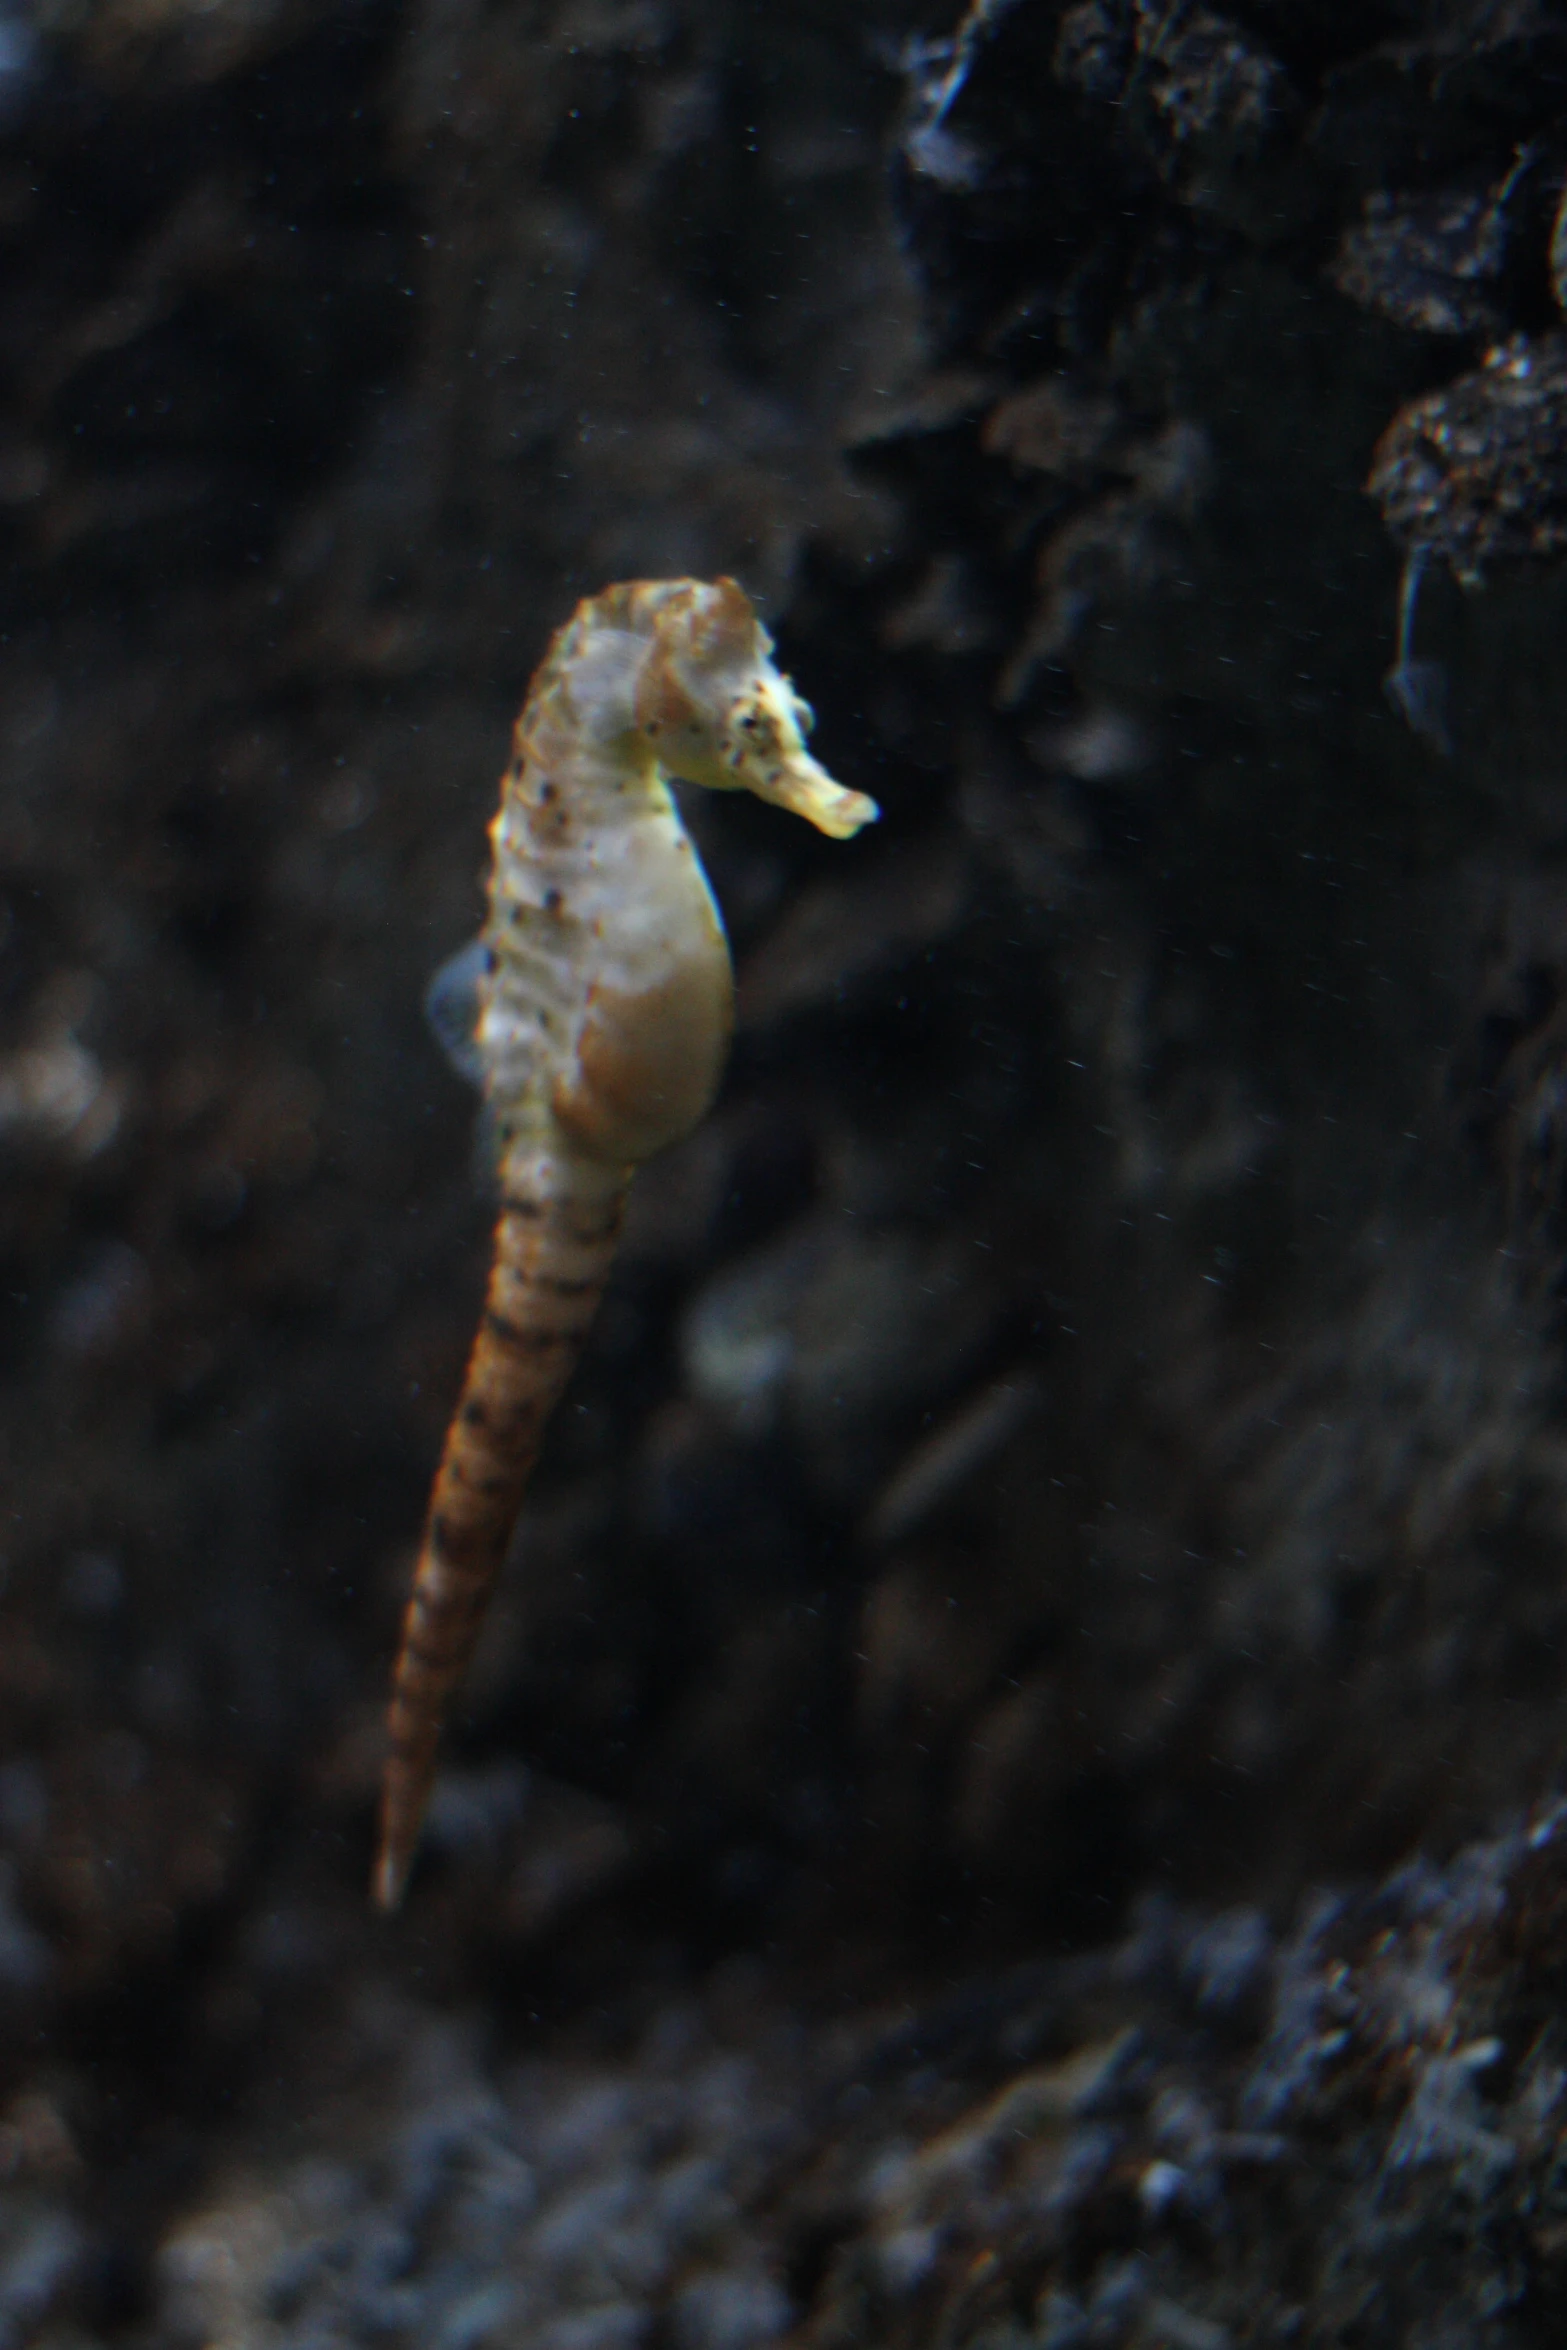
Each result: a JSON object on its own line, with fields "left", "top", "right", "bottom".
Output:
{"left": 374, "top": 578, "right": 877, "bottom": 1909}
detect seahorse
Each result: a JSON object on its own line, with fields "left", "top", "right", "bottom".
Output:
{"left": 374, "top": 576, "right": 878, "bottom": 1910}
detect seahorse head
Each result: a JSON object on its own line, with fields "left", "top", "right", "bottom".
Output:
{"left": 632, "top": 578, "right": 878, "bottom": 841}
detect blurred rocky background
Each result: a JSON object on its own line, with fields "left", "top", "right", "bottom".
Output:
{"left": 6, "top": 0, "right": 1567, "bottom": 2341}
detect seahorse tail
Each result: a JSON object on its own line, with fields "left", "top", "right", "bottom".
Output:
{"left": 373, "top": 1175, "right": 627, "bottom": 1910}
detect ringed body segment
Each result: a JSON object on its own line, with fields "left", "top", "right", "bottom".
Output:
{"left": 374, "top": 577, "right": 877, "bottom": 1910}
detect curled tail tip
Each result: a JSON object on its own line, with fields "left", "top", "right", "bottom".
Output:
{"left": 372, "top": 1834, "right": 413, "bottom": 1913}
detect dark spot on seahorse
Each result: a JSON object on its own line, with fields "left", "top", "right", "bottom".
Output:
{"left": 461, "top": 1400, "right": 489, "bottom": 1428}
{"left": 566, "top": 1213, "right": 623, "bottom": 1245}
{"left": 405, "top": 1626, "right": 462, "bottom": 1674}
{"left": 455, "top": 1463, "right": 513, "bottom": 1496}
{"left": 388, "top": 1713, "right": 436, "bottom": 1757}
{"left": 543, "top": 887, "right": 563, "bottom": 915}
{"left": 538, "top": 780, "right": 558, "bottom": 803}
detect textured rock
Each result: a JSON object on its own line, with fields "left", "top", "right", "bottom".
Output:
{"left": 1370, "top": 336, "right": 1567, "bottom": 581}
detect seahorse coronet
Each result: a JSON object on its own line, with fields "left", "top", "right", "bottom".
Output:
{"left": 373, "top": 576, "right": 878, "bottom": 1911}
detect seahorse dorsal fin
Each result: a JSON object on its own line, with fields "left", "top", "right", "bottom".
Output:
{"left": 424, "top": 936, "right": 490, "bottom": 1088}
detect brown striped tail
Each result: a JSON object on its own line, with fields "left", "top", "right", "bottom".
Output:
{"left": 373, "top": 1175, "right": 627, "bottom": 1910}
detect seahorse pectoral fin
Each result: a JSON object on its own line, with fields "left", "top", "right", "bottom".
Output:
{"left": 424, "top": 936, "right": 492, "bottom": 1087}
{"left": 552, "top": 957, "right": 735, "bottom": 1164}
